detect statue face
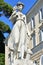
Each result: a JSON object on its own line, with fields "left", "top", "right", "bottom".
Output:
{"left": 17, "top": 5, "right": 23, "bottom": 11}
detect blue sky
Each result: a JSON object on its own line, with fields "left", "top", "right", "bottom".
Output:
{"left": 0, "top": 0, "right": 37, "bottom": 37}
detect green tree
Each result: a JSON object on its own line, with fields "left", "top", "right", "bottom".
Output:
{"left": 0, "top": 0, "right": 13, "bottom": 65}
{"left": 0, "top": 21, "right": 11, "bottom": 33}
{"left": 0, "top": 0, "right": 4, "bottom": 2}
{"left": 0, "top": 0, "right": 12, "bottom": 41}
{"left": 0, "top": 53, "right": 5, "bottom": 65}
{"left": 0, "top": 0, "right": 13, "bottom": 17}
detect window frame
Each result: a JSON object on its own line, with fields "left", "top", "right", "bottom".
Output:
{"left": 39, "top": 28, "right": 43, "bottom": 42}
{"left": 31, "top": 17, "right": 35, "bottom": 30}
{"left": 31, "top": 33, "right": 36, "bottom": 47}
{"left": 39, "top": 8, "right": 43, "bottom": 21}
{"left": 40, "top": 55, "right": 43, "bottom": 65}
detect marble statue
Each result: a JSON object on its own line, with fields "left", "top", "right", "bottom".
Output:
{"left": 8, "top": 2, "right": 28, "bottom": 60}
{"left": 7, "top": 2, "right": 36, "bottom": 65}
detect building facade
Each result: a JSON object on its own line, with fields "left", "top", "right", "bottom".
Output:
{"left": 26, "top": 0, "right": 43, "bottom": 65}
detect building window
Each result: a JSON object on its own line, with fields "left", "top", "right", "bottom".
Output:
{"left": 40, "top": 55, "right": 43, "bottom": 65}
{"left": 39, "top": 8, "right": 43, "bottom": 20}
{"left": 31, "top": 33, "right": 36, "bottom": 47}
{"left": 31, "top": 17, "right": 35, "bottom": 30}
{"left": 39, "top": 28, "right": 43, "bottom": 42}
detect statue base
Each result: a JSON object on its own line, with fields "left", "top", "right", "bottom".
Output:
{"left": 13, "top": 59, "right": 35, "bottom": 65}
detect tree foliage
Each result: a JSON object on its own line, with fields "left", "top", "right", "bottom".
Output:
{"left": 0, "top": 21, "right": 11, "bottom": 33}
{"left": 0, "top": 0, "right": 4, "bottom": 2}
{"left": 0, "top": 1, "right": 12, "bottom": 65}
{"left": 0, "top": 0, "right": 12, "bottom": 33}
{"left": 0, "top": 53, "right": 5, "bottom": 65}
{"left": 0, "top": 0, "right": 13, "bottom": 17}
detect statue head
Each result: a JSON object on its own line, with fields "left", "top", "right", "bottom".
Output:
{"left": 16, "top": 2, "right": 24, "bottom": 11}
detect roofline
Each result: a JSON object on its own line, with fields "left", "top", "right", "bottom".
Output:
{"left": 26, "top": 0, "right": 40, "bottom": 16}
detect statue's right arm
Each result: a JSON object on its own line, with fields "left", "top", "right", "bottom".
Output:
{"left": 12, "top": 6, "right": 17, "bottom": 16}
{"left": 9, "top": 6, "right": 17, "bottom": 20}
